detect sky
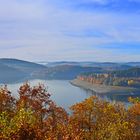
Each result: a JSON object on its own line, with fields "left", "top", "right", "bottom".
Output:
{"left": 0, "top": 0, "right": 140, "bottom": 62}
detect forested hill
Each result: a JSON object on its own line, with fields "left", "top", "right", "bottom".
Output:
{"left": 0, "top": 58, "right": 46, "bottom": 73}
{"left": 78, "top": 68, "right": 140, "bottom": 88}
{"left": 81, "top": 67, "right": 140, "bottom": 78}
{"left": 110, "top": 67, "right": 140, "bottom": 77}
{"left": 0, "top": 58, "right": 140, "bottom": 83}
{"left": 33, "top": 62, "right": 134, "bottom": 80}
{"left": 0, "top": 63, "right": 27, "bottom": 83}
{"left": 33, "top": 65, "right": 103, "bottom": 80}
{"left": 0, "top": 58, "right": 47, "bottom": 83}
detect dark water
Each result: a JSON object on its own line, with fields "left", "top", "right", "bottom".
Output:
{"left": 3, "top": 79, "right": 138, "bottom": 110}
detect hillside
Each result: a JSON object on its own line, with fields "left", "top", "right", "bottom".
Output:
{"left": 126, "top": 62, "right": 140, "bottom": 67}
{"left": 77, "top": 67, "right": 140, "bottom": 88}
{"left": 0, "top": 58, "right": 46, "bottom": 73}
{"left": 0, "top": 59, "right": 140, "bottom": 82}
{"left": 45, "top": 61, "right": 132, "bottom": 70}
{"left": 33, "top": 65, "right": 103, "bottom": 80}
{"left": 0, "top": 63, "right": 27, "bottom": 83}
{"left": 0, "top": 58, "right": 47, "bottom": 83}
{"left": 33, "top": 62, "right": 132, "bottom": 80}
{"left": 111, "top": 67, "right": 140, "bottom": 77}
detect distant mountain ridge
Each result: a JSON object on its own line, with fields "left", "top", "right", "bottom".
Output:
{"left": 32, "top": 65, "right": 103, "bottom": 80}
{"left": 40, "top": 61, "right": 135, "bottom": 69}
{"left": 111, "top": 67, "right": 140, "bottom": 78}
{"left": 126, "top": 62, "right": 140, "bottom": 67}
{"left": 34, "top": 61, "right": 139, "bottom": 80}
{"left": 0, "top": 58, "right": 140, "bottom": 83}
{"left": 0, "top": 58, "right": 46, "bottom": 73}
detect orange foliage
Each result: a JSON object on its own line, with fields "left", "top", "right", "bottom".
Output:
{"left": 0, "top": 83, "right": 140, "bottom": 140}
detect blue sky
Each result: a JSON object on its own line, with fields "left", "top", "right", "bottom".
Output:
{"left": 0, "top": 0, "right": 140, "bottom": 62}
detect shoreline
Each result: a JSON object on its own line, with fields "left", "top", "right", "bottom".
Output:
{"left": 70, "top": 79, "right": 140, "bottom": 95}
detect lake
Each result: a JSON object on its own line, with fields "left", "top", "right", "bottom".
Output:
{"left": 2, "top": 79, "right": 135, "bottom": 110}
{"left": 5, "top": 79, "right": 91, "bottom": 111}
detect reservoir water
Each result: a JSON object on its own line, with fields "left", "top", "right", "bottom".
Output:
{"left": 5, "top": 80, "right": 91, "bottom": 110}
{"left": 2, "top": 79, "right": 136, "bottom": 110}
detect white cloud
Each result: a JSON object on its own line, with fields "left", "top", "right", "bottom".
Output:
{"left": 0, "top": 0, "right": 139, "bottom": 61}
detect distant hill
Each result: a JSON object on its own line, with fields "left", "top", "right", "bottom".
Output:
{"left": 0, "top": 63, "right": 27, "bottom": 83}
{"left": 0, "top": 59, "right": 140, "bottom": 82}
{"left": 77, "top": 67, "right": 140, "bottom": 88}
{"left": 111, "top": 67, "right": 140, "bottom": 77}
{"left": 0, "top": 58, "right": 46, "bottom": 73}
{"left": 33, "top": 61, "right": 139, "bottom": 80}
{"left": 44, "top": 61, "right": 132, "bottom": 71}
{"left": 125, "top": 62, "right": 140, "bottom": 67}
{"left": 33, "top": 65, "right": 103, "bottom": 80}
{"left": 0, "top": 58, "right": 46, "bottom": 83}
{"left": 80, "top": 67, "right": 140, "bottom": 78}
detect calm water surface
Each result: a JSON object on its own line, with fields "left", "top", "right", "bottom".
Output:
{"left": 6, "top": 80, "right": 91, "bottom": 110}
{"left": 2, "top": 79, "right": 134, "bottom": 110}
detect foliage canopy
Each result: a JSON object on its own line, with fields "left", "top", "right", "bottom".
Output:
{"left": 0, "top": 83, "right": 140, "bottom": 140}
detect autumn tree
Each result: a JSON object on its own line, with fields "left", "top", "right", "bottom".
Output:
{"left": 0, "top": 83, "right": 140, "bottom": 140}
{"left": 70, "top": 96, "right": 138, "bottom": 140}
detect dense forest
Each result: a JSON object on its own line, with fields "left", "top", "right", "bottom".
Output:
{"left": 78, "top": 68, "right": 140, "bottom": 88}
{"left": 0, "top": 83, "right": 140, "bottom": 139}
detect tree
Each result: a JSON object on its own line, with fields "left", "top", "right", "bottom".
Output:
{"left": 0, "top": 83, "right": 140, "bottom": 139}
{"left": 70, "top": 96, "right": 138, "bottom": 140}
